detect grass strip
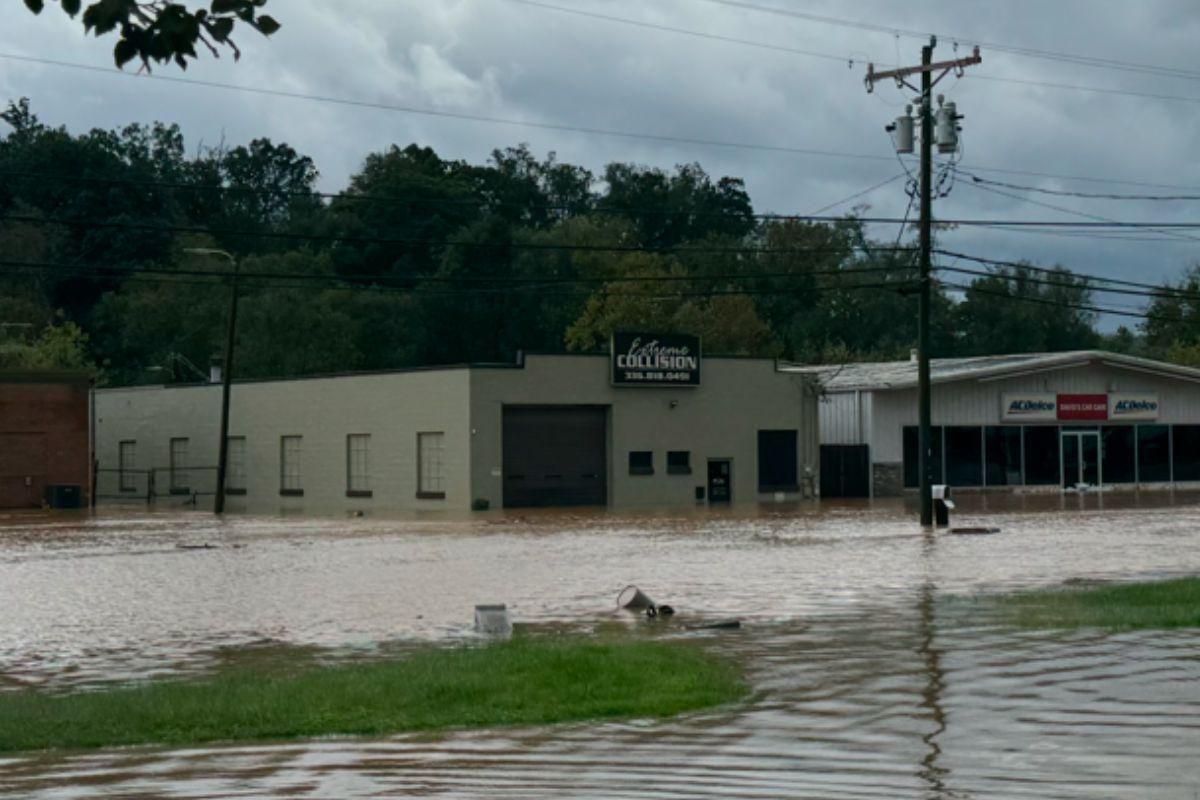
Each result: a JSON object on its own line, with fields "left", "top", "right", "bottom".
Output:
{"left": 0, "top": 636, "right": 745, "bottom": 753}
{"left": 999, "top": 576, "right": 1200, "bottom": 631}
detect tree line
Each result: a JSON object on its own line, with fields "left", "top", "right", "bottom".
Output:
{"left": 1, "top": 98, "right": 1188, "bottom": 384}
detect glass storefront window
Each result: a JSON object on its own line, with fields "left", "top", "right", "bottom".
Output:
{"left": 1172, "top": 426, "right": 1200, "bottom": 482}
{"left": 1101, "top": 426, "right": 1135, "bottom": 484}
{"left": 903, "top": 426, "right": 943, "bottom": 489}
{"left": 1138, "top": 425, "right": 1171, "bottom": 483}
{"left": 1023, "top": 426, "right": 1060, "bottom": 485}
{"left": 945, "top": 426, "right": 983, "bottom": 487}
{"left": 984, "top": 426, "right": 1022, "bottom": 486}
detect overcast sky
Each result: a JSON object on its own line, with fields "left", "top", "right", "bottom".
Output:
{"left": 3, "top": 0, "right": 1200, "bottom": 326}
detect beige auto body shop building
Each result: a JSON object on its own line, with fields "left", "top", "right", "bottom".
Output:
{"left": 94, "top": 335, "right": 819, "bottom": 514}
{"left": 795, "top": 350, "right": 1200, "bottom": 497}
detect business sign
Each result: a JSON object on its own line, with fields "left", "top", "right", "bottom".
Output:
{"left": 1001, "top": 393, "right": 1057, "bottom": 421}
{"left": 1001, "top": 392, "right": 1160, "bottom": 422}
{"left": 1056, "top": 393, "right": 1108, "bottom": 421}
{"left": 611, "top": 332, "right": 700, "bottom": 387}
{"left": 1109, "top": 393, "right": 1160, "bottom": 420}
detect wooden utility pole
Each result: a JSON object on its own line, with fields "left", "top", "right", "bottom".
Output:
{"left": 215, "top": 254, "right": 239, "bottom": 515}
{"left": 917, "top": 42, "right": 935, "bottom": 527}
{"left": 184, "top": 248, "right": 240, "bottom": 515}
{"left": 865, "top": 38, "right": 981, "bottom": 527}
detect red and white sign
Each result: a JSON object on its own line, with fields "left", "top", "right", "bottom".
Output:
{"left": 1056, "top": 394, "right": 1108, "bottom": 421}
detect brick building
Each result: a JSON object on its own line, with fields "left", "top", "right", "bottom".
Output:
{"left": 0, "top": 372, "right": 91, "bottom": 509}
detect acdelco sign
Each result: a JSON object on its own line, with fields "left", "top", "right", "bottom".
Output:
{"left": 1109, "top": 393, "right": 1159, "bottom": 420}
{"left": 1001, "top": 394, "right": 1056, "bottom": 421}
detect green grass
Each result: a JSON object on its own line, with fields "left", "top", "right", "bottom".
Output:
{"left": 0, "top": 636, "right": 745, "bottom": 754}
{"left": 999, "top": 577, "right": 1200, "bottom": 631}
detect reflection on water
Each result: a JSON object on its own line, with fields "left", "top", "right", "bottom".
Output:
{"left": 2, "top": 496, "right": 1200, "bottom": 798}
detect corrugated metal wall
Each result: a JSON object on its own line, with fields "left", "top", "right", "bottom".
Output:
{"left": 817, "top": 391, "right": 874, "bottom": 446}
{"left": 866, "top": 363, "right": 1200, "bottom": 462}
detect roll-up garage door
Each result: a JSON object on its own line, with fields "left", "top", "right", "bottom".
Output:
{"left": 502, "top": 406, "right": 607, "bottom": 507}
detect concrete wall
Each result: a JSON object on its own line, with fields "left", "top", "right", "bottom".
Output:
{"left": 95, "top": 369, "right": 470, "bottom": 515}
{"left": 470, "top": 355, "right": 819, "bottom": 509}
{"left": 0, "top": 374, "right": 90, "bottom": 508}
{"left": 96, "top": 356, "right": 820, "bottom": 514}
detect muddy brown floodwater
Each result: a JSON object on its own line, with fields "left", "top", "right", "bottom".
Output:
{"left": 1, "top": 493, "right": 1199, "bottom": 798}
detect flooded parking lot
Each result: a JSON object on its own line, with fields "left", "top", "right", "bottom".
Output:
{"left": 2, "top": 494, "right": 1199, "bottom": 798}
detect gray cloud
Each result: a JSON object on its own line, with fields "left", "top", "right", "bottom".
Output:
{"left": 3, "top": 0, "right": 1200, "bottom": 326}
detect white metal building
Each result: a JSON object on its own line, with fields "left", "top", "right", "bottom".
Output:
{"left": 788, "top": 350, "right": 1200, "bottom": 497}
{"left": 94, "top": 346, "right": 820, "bottom": 515}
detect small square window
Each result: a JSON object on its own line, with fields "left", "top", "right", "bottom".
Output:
{"left": 629, "top": 451, "right": 654, "bottom": 476}
{"left": 667, "top": 451, "right": 691, "bottom": 475}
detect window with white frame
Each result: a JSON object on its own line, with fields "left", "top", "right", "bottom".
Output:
{"left": 417, "top": 432, "right": 445, "bottom": 498}
{"left": 347, "top": 434, "right": 371, "bottom": 495}
{"left": 119, "top": 440, "right": 137, "bottom": 492}
{"left": 169, "top": 437, "right": 190, "bottom": 493}
{"left": 280, "top": 435, "right": 303, "bottom": 495}
{"left": 226, "top": 436, "right": 247, "bottom": 494}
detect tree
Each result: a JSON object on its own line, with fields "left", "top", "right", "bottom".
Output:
{"left": 598, "top": 162, "right": 754, "bottom": 250}
{"left": 21, "top": 0, "right": 279, "bottom": 69}
{"left": 952, "top": 263, "right": 1099, "bottom": 355}
{"left": 564, "top": 251, "right": 779, "bottom": 356}
{"left": 330, "top": 144, "right": 479, "bottom": 282}
{"left": 0, "top": 320, "right": 95, "bottom": 372}
{"left": 1142, "top": 265, "right": 1200, "bottom": 359}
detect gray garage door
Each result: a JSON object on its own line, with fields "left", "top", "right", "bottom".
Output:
{"left": 503, "top": 406, "right": 607, "bottom": 508}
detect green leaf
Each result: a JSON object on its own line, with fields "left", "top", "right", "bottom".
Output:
{"left": 23, "top": 0, "right": 44, "bottom": 13}
{"left": 206, "top": 17, "right": 233, "bottom": 41}
{"left": 253, "top": 14, "right": 279, "bottom": 35}
{"left": 113, "top": 37, "right": 138, "bottom": 68}
{"left": 82, "top": 0, "right": 123, "bottom": 36}
{"left": 61, "top": 0, "right": 81, "bottom": 15}
{"left": 210, "top": 0, "right": 249, "bottom": 14}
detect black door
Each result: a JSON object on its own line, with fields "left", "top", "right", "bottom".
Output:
{"left": 820, "top": 445, "right": 871, "bottom": 498}
{"left": 707, "top": 460, "right": 731, "bottom": 503}
{"left": 502, "top": 406, "right": 607, "bottom": 508}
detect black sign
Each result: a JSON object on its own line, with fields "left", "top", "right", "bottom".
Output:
{"left": 611, "top": 332, "right": 701, "bottom": 386}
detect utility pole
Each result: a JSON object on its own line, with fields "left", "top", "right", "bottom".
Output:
{"left": 184, "top": 248, "right": 240, "bottom": 515}
{"left": 866, "top": 39, "right": 981, "bottom": 527}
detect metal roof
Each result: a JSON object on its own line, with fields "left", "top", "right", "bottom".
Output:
{"left": 782, "top": 350, "right": 1200, "bottom": 392}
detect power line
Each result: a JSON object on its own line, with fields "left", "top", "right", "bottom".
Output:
{"left": 0, "top": 169, "right": 909, "bottom": 226}
{"left": 6, "top": 52, "right": 1199, "bottom": 196}
{"left": 0, "top": 258, "right": 913, "bottom": 298}
{"left": 11, "top": 166, "right": 1200, "bottom": 236}
{"left": 937, "top": 264, "right": 1176, "bottom": 303}
{"left": 804, "top": 173, "right": 906, "bottom": 215}
{"left": 692, "top": 0, "right": 1200, "bottom": 83}
{"left": 15, "top": 210, "right": 1200, "bottom": 250}
{"left": 939, "top": 281, "right": 1174, "bottom": 324}
{"left": 966, "top": 73, "right": 1200, "bottom": 106}
{"left": 0, "top": 257, "right": 907, "bottom": 286}
{"left": 963, "top": 172, "right": 1200, "bottom": 202}
{"left": 960, "top": 222, "right": 1200, "bottom": 245}
{"left": 10, "top": 60, "right": 1200, "bottom": 201}
{"left": 0, "top": 212, "right": 927, "bottom": 252}
{"left": 959, "top": 180, "right": 1200, "bottom": 245}
{"left": 934, "top": 249, "right": 1198, "bottom": 298}
{"left": 503, "top": 0, "right": 867, "bottom": 64}
{"left": 0, "top": 52, "right": 895, "bottom": 165}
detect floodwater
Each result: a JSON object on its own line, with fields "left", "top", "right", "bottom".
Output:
{"left": 2, "top": 494, "right": 1199, "bottom": 798}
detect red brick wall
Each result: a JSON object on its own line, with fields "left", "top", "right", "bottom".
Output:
{"left": 0, "top": 379, "right": 90, "bottom": 508}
